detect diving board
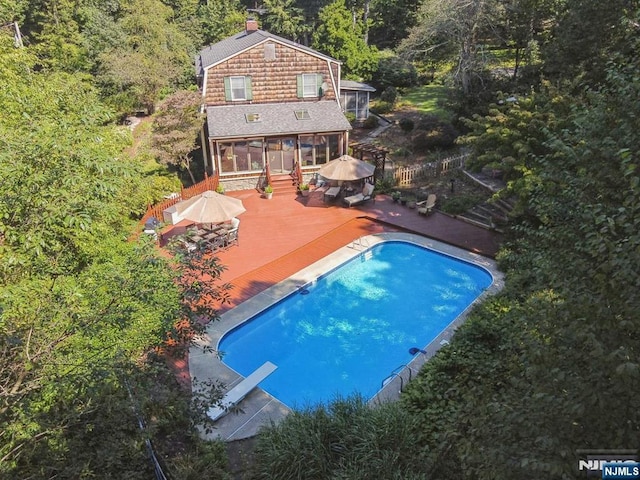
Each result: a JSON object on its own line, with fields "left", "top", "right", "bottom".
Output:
{"left": 208, "top": 361, "right": 277, "bottom": 421}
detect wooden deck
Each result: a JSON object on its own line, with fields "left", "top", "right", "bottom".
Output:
{"left": 161, "top": 187, "right": 503, "bottom": 386}
{"left": 161, "top": 187, "right": 502, "bottom": 310}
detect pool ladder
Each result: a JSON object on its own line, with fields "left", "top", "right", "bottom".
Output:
{"left": 351, "top": 236, "right": 369, "bottom": 250}
{"left": 381, "top": 364, "right": 412, "bottom": 393}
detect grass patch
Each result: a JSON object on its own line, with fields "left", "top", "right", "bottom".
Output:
{"left": 398, "top": 84, "right": 452, "bottom": 120}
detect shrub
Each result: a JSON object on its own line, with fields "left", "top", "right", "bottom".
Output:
{"left": 249, "top": 395, "right": 425, "bottom": 479}
{"left": 399, "top": 117, "right": 415, "bottom": 133}
{"left": 374, "top": 54, "right": 418, "bottom": 90}
{"left": 362, "top": 115, "right": 379, "bottom": 129}
{"left": 345, "top": 111, "right": 356, "bottom": 125}
{"left": 371, "top": 100, "right": 393, "bottom": 115}
{"left": 412, "top": 122, "right": 460, "bottom": 151}
{"left": 380, "top": 86, "right": 398, "bottom": 105}
{"left": 440, "top": 194, "right": 486, "bottom": 215}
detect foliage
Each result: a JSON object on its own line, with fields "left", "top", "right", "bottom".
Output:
{"left": 412, "top": 121, "right": 459, "bottom": 151}
{"left": 197, "top": 0, "right": 246, "bottom": 46}
{"left": 96, "top": 0, "right": 193, "bottom": 113}
{"left": 249, "top": 395, "right": 427, "bottom": 479}
{"left": 362, "top": 114, "right": 379, "bottom": 129}
{"left": 401, "top": 16, "right": 640, "bottom": 478}
{"left": 399, "top": 117, "right": 415, "bottom": 133}
{"left": 151, "top": 90, "right": 206, "bottom": 185}
{"left": 542, "top": 0, "right": 633, "bottom": 86}
{"left": 439, "top": 193, "right": 486, "bottom": 215}
{"left": 379, "top": 85, "right": 398, "bottom": 105}
{"left": 311, "top": 0, "right": 379, "bottom": 80}
{"left": 368, "top": 0, "right": 420, "bottom": 49}
{"left": 373, "top": 50, "right": 418, "bottom": 90}
{"left": 0, "top": 34, "right": 230, "bottom": 479}
{"left": 370, "top": 99, "right": 393, "bottom": 114}
{"left": 262, "top": 0, "right": 308, "bottom": 42}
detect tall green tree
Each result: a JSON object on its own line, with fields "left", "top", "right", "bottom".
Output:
{"left": 0, "top": 34, "right": 230, "bottom": 478}
{"left": 151, "top": 90, "right": 205, "bottom": 185}
{"left": 368, "top": 0, "right": 420, "bottom": 49}
{"left": 262, "top": 0, "right": 307, "bottom": 42}
{"left": 97, "top": 0, "right": 192, "bottom": 113}
{"left": 312, "top": 0, "right": 378, "bottom": 80}
{"left": 197, "top": 0, "right": 246, "bottom": 46}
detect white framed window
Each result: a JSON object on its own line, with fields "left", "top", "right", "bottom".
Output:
{"left": 224, "top": 76, "right": 253, "bottom": 101}
{"left": 297, "top": 74, "right": 322, "bottom": 98}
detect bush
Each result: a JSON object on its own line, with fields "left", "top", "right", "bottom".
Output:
{"left": 362, "top": 115, "right": 379, "bottom": 129}
{"left": 371, "top": 100, "right": 393, "bottom": 115}
{"left": 380, "top": 86, "right": 398, "bottom": 105}
{"left": 249, "top": 395, "right": 425, "bottom": 480}
{"left": 412, "top": 122, "right": 460, "bottom": 151}
{"left": 345, "top": 111, "right": 356, "bottom": 125}
{"left": 440, "top": 194, "right": 486, "bottom": 215}
{"left": 374, "top": 54, "right": 419, "bottom": 90}
{"left": 399, "top": 117, "right": 415, "bottom": 133}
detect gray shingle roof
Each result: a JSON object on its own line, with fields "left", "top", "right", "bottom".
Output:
{"left": 205, "top": 101, "right": 352, "bottom": 139}
{"left": 196, "top": 30, "right": 339, "bottom": 78}
{"left": 340, "top": 80, "right": 376, "bottom": 92}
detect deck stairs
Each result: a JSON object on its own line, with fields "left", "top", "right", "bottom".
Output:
{"left": 457, "top": 196, "right": 517, "bottom": 232}
{"left": 269, "top": 174, "right": 299, "bottom": 197}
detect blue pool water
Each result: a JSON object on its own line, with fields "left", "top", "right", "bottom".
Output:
{"left": 218, "top": 241, "right": 493, "bottom": 408}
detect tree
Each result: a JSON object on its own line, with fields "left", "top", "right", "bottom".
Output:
{"left": 400, "top": 0, "right": 502, "bottom": 96}
{"left": 197, "top": 0, "right": 246, "bottom": 46}
{"left": 262, "top": 0, "right": 307, "bottom": 42}
{"left": 367, "top": 0, "right": 420, "bottom": 49}
{"left": 151, "top": 90, "right": 205, "bottom": 185}
{"left": 312, "top": 0, "right": 378, "bottom": 80}
{"left": 97, "top": 0, "right": 192, "bottom": 113}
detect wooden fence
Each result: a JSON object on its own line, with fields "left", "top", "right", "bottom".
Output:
{"left": 140, "top": 174, "right": 219, "bottom": 227}
{"left": 394, "top": 153, "right": 468, "bottom": 187}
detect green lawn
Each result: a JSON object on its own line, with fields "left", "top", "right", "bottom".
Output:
{"left": 398, "top": 84, "right": 452, "bottom": 120}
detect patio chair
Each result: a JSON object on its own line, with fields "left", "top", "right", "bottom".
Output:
{"left": 207, "top": 361, "right": 277, "bottom": 421}
{"left": 343, "top": 182, "right": 375, "bottom": 207}
{"left": 224, "top": 217, "right": 240, "bottom": 248}
{"left": 417, "top": 194, "right": 437, "bottom": 215}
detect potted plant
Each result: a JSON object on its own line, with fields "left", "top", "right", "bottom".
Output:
{"left": 215, "top": 184, "right": 225, "bottom": 194}
{"left": 391, "top": 191, "right": 401, "bottom": 203}
{"left": 263, "top": 184, "right": 273, "bottom": 199}
{"left": 299, "top": 183, "right": 310, "bottom": 197}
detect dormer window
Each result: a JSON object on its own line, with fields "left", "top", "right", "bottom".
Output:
{"left": 224, "top": 76, "right": 253, "bottom": 101}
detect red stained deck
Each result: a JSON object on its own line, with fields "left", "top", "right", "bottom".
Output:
{"left": 162, "top": 187, "right": 502, "bottom": 313}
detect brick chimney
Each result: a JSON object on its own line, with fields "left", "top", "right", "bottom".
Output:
{"left": 246, "top": 18, "right": 258, "bottom": 33}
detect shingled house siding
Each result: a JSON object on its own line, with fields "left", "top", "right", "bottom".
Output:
{"left": 204, "top": 42, "right": 336, "bottom": 105}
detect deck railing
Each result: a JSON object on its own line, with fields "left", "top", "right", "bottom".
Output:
{"left": 394, "top": 153, "right": 468, "bottom": 187}
{"left": 140, "top": 174, "right": 219, "bottom": 227}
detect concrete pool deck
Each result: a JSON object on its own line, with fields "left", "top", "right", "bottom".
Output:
{"left": 189, "top": 232, "right": 504, "bottom": 441}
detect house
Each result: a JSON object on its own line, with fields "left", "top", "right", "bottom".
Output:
{"left": 196, "top": 20, "right": 358, "bottom": 189}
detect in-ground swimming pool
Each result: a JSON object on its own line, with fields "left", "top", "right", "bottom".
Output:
{"left": 218, "top": 240, "right": 493, "bottom": 408}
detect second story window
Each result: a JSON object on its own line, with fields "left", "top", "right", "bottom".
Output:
{"left": 297, "top": 74, "right": 322, "bottom": 98}
{"left": 224, "top": 76, "right": 253, "bottom": 101}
